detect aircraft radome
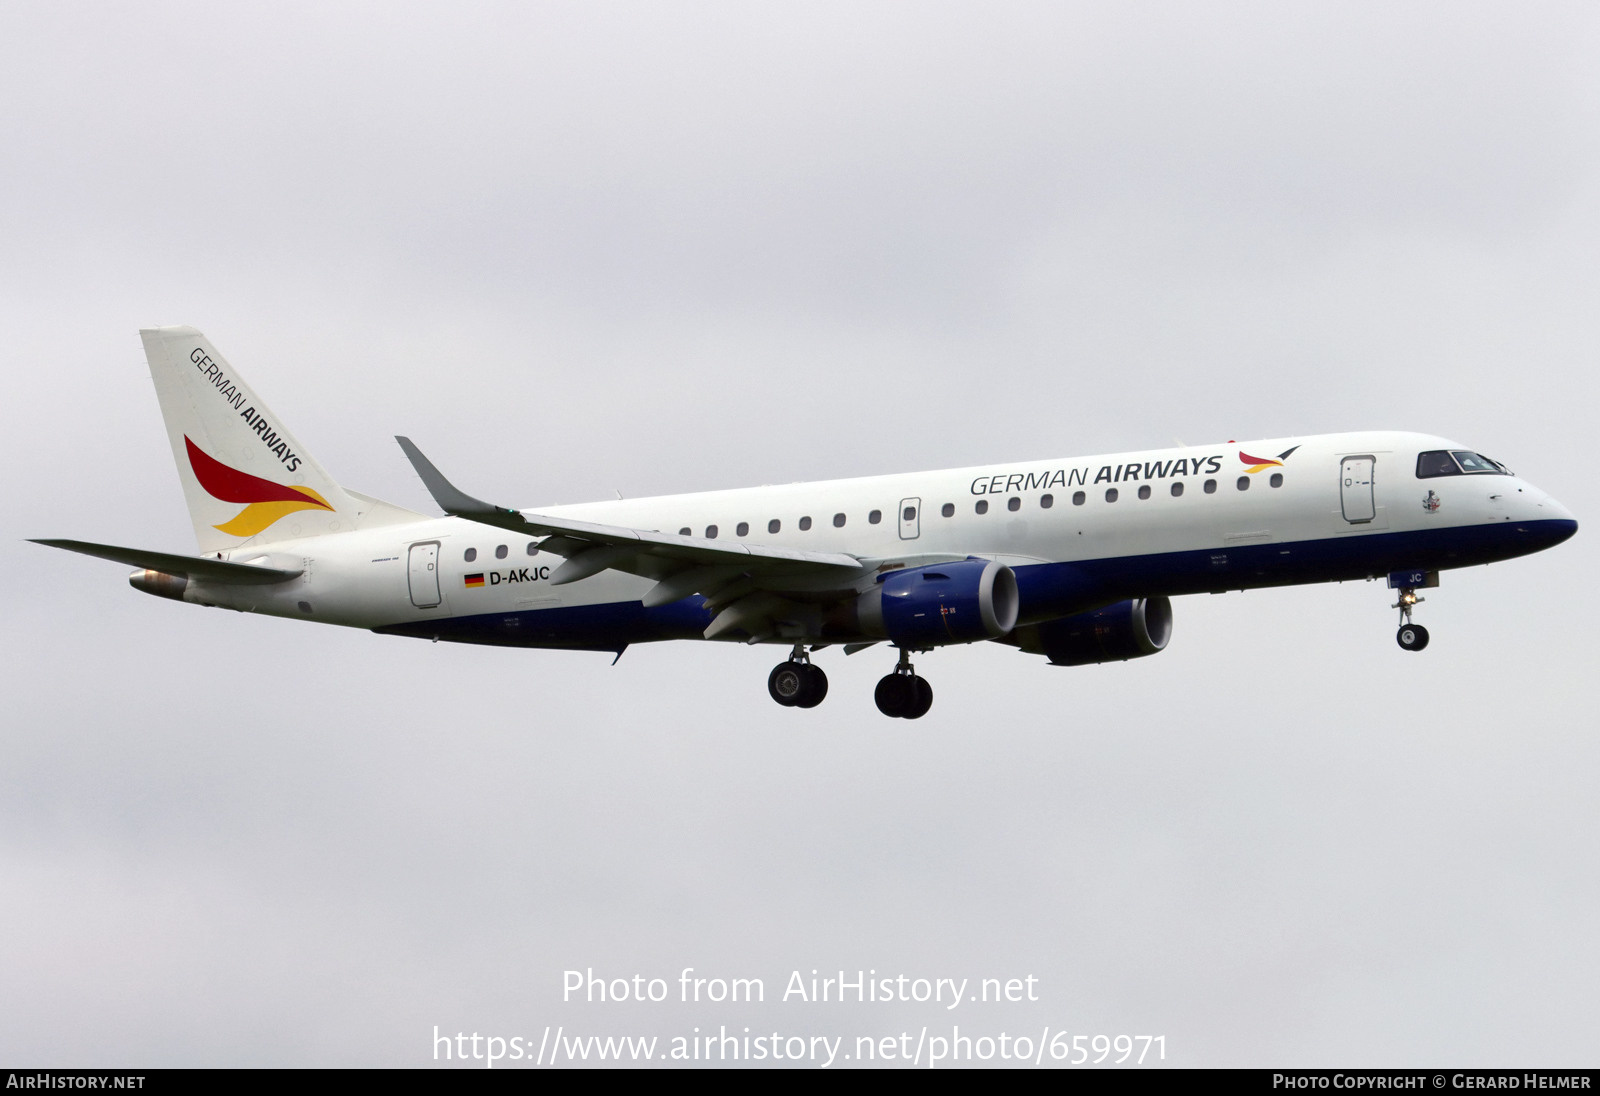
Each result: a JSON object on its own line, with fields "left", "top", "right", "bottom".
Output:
{"left": 34, "top": 328, "right": 1579, "bottom": 718}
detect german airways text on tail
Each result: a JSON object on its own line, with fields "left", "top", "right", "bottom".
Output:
{"left": 34, "top": 327, "right": 1578, "bottom": 718}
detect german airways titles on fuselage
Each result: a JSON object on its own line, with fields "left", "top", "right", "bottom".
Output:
{"left": 969, "top": 455, "right": 1226, "bottom": 496}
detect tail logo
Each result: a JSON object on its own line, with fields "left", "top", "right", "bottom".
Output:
{"left": 185, "top": 436, "right": 333, "bottom": 536}
{"left": 1239, "top": 445, "right": 1300, "bottom": 474}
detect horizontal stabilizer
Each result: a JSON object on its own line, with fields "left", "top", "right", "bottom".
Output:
{"left": 30, "top": 539, "right": 303, "bottom": 585}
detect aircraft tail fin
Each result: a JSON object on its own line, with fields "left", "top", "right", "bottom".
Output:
{"left": 140, "top": 326, "right": 419, "bottom": 553}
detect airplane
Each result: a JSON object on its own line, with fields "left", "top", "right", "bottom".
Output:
{"left": 34, "top": 327, "right": 1578, "bottom": 718}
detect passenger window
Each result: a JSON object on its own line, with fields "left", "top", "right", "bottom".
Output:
{"left": 706, "top": 525, "right": 718, "bottom": 538}
{"left": 868, "top": 510, "right": 882, "bottom": 524}
{"left": 1270, "top": 473, "right": 1283, "bottom": 488}
{"left": 1072, "top": 491, "right": 1086, "bottom": 506}
{"left": 799, "top": 516, "right": 812, "bottom": 531}
{"left": 464, "top": 547, "right": 477, "bottom": 562}
{"left": 1171, "top": 482, "right": 1184, "bottom": 497}
{"left": 495, "top": 544, "right": 508, "bottom": 559}
{"left": 1237, "top": 476, "right": 1250, "bottom": 491}
{"left": 1106, "top": 488, "right": 1119, "bottom": 502}
{"left": 902, "top": 506, "right": 916, "bottom": 522}
{"left": 941, "top": 503, "right": 955, "bottom": 517}
{"left": 1040, "top": 494, "right": 1053, "bottom": 509}
{"left": 768, "top": 519, "right": 781, "bottom": 534}
{"left": 1007, "top": 497, "right": 1020, "bottom": 511}
{"left": 679, "top": 527, "right": 691, "bottom": 536}
{"left": 975, "top": 499, "right": 989, "bottom": 515}
{"left": 736, "top": 522, "right": 749, "bottom": 537}
{"left": 1204, "top": 479, "right": 1217, "bottom": 494}
{"left": 833, "top": 513, "right": 846, "bottom": 528}
{"left": 526, "top": 543, "right": 539, "bottom": 556}
{"left": 1138, "top": 485, "right": 1151, "bottom": 500}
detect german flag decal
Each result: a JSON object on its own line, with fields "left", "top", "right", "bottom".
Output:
{"left": 464, "top": 573, "right": 485, "bottom": 588}
{"left": 185, "top": 436, "right": 334, "bottom": 535}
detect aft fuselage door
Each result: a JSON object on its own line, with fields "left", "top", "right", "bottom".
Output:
{"left": 1340, "top": 456, "right": 1376, "bottom": 524}
{"left": 898, "top": 497, "right": 921, "bottom": 540}
{"left": 408, "top": 541, "right": 441, "bottom": 608}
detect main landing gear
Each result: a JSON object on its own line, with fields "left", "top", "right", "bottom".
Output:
{"left": 767, "top": 645, "right": 828, "bottom": 709}
{"left": 765, "top": 645, "right": 935, "bottom": 718}
{"left": 1393, "top": 583, "right": 1430, "bottom": 652}
{"left": 874, "top": 647, "right": 933, "bottom": 720}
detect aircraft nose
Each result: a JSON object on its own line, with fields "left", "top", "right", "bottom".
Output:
{"left": 1536, "top": 490, "right": 1576, "bottom": 523}
{"left": 1538, "top": 516, "right": 1579, "bottom": 552}
{"left": 1526, "top": 488, "right": 1577, "bottom": 546}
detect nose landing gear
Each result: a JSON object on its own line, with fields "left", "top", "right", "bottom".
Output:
{"left": 767, "top": 644, "right": 829, "bottom": 708}
{"left": 875, "top": 647, "right": 933, "bottom": 719}
{"left": 1389, "top": 570, "right": 1437, "bottom": 652}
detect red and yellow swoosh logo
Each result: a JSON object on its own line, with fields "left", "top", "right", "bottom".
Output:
{"left": 1240, "top": 445, "right": 1300, "bottom": 474}
{"left": 186, "top": 436, "right": 333, "bottom": 536}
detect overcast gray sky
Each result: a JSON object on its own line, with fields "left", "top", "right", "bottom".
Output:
{"left": 3, "top": 1, "right": 1597, "bottom": 1068}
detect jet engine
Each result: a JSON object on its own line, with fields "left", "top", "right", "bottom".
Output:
{"left": 1016, "top": 596, "right": 1173, "bottom": 666}
{"left": 855, "top": 559, "right": 1019, "bottom": 647}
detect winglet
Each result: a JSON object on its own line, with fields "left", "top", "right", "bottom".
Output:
{"left": 394, "top": 436, "right": 530, "bottom": 532}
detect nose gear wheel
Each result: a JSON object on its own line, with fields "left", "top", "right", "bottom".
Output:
{"left": 1391, "top": 581, "right": 1431, "bottom": 653}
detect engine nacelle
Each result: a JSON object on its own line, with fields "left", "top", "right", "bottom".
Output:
{"left": 857, "top": 559, "right": 1019, "bottom": 647}
{"left": 1019, "top": 596, "right": 1173, "bottom": 666}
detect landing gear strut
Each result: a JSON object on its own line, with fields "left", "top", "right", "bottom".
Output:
{"left": 875, "top": 647, "right": 933, "bottom": 719}
{"left": 1392, "top": 584, "right": 1430, "bottom": 652}
{"left": 767, "top": 644, "right": 828, "bottom": 708}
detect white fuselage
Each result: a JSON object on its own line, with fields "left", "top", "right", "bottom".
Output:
{"left": 178, "top": 430, "right": 1575, "bottom": 651}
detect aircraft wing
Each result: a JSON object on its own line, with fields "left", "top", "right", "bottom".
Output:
{"left": 516, "top": 512, "right": 861, "bottom": 573}
{"left": 30, "top": 538, "right": 303, "bottom": 584}
{"left": 395, "top": 437, "right": 870, "bottom": 640}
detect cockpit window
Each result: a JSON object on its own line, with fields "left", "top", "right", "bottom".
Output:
{"left": 1416, "top": 450, "right": 1512, "bottom": 478}
{"left": 1416, "top": 451, "right": 1457, "bottom": 478}
{"left": 1453, "top": 451, "right": 1508, "bottom": 474}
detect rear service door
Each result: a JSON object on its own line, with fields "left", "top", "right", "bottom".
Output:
{"left": 408, "top": 541, "right": 441, "bottom": 608}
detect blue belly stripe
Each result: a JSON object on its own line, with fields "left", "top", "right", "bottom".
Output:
{"left": 372, "top": 518, "right": 1577, "bottom": 650}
